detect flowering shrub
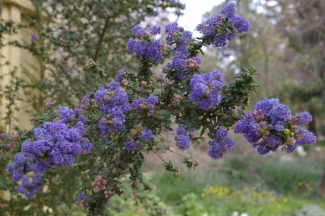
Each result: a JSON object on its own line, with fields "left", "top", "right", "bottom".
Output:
{"left": 0, "top": 2, "right": 316, "bottom": 215}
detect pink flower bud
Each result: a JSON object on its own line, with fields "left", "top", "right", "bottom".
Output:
{"left": 102, "top": 179, "right": 107, "bottom": 185}
{"left": 141, "top": 81, "right": 147, "bottom": 87}
{"left": 122, "top": 79, "right": 128, "bottom": 86}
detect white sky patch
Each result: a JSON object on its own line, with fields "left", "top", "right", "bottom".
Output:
{"left": 169, "top": 0, "right": 223, "bottom": 34}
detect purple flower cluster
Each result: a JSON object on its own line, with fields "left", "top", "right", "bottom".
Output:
{"left": 59, "top": 106, "right": 76, "bottom": 122}
{"left": 74, "top": 192, "right": 87, "bottom": 207}
{"left": 163, "top": 23, "right": 201, "bottom": 80}
{"left": 174, "top": 124, "right": 194, "bottom": 151}
{"left": 196, "top": 2, "right": 250, "bottom": 47}
{"left": 208, "top": 127, "right": 235, "bottom": 159}
{"left": 125, "top": 127, "right": 153, "bottom": 151}
{"left": 165, "top": 22, "right": 192, "bottom": 46}
{"left": 235, "top": 98, "right": 316, "bottom": 155}
{"left": 95, "top": 82, "right": 130, "bottom": 138}
{"left": 127, "top": 25, "right": 164, "bottom": 64}
{"left": 189, "top": 69, "right": 224, "bottom": 110}
{"left": 132, "top": 94, "right": 158, "bottom": 115}
{"left": 6, "top": 118, "right": 92, "bottom": 198}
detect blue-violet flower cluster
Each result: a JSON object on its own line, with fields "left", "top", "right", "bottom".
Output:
{"left": 235, "top": 98, "right": 316, "bottom": 154}
{"left": 208, "top": 127, "right": 235, "bottom": 159}
{"left": 127, "top": 25, "right": 164, "bottom": 64}
{"left": 95, "top": 82, "right": 130, "bottom": 138}
{"left": 6, "top": 117, "right": 92, "bottom": 198}
{"left": 174, "top": 124, "right": 194, "bottom": 151}
{"left": 189, "top": 69, "right": 224, "bottom": 110}
{"left": 125, "top": 127, "right": 153, "bottom": 151}
{"left": 132, "top": 94, "right": 158, "bottom": 116}
{"left": 196, "top": 2, "right": 250, "bottom": 47}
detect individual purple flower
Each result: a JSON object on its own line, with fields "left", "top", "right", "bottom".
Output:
{"left": 31, "top": 34, "right": 38, "bottom": 41}
{"left": 45, "top": 102, "right": 55, "bottom": 110}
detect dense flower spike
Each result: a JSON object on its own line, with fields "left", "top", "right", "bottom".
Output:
{"left": 235, "top": 98, "right": 317, "bottom": 154}
{"left": 189, "top": 69, "right": 224, "bottom": 110}
{"left": 95, "top": 82, "right": 130, "bottom": 138}
{"left": 208, "top": 127, "right": 235, "bottom": 159}
{"left": 196, "top": 2, "right": 250, "bottom": 47}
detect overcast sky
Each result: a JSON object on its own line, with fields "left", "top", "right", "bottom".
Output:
{"left": 169, "top": 0, "right": 223, "bottom": 32}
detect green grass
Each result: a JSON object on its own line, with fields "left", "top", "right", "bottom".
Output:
{"left": 143, "top": 155, "right": 325, "bottom": 216}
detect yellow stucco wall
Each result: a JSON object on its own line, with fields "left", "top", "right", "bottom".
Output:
{"left": 1, "top": 0, "right": 39, "bottom": 132}
{"left": 0, "top": 0, "right": 39, "bottom": 201}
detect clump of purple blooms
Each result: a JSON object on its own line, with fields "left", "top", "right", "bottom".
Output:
{"left": 196, "top": 2, "right": 250, "bottom": 47}
{"left": 125, "top": 126, "right": 153, "bottom": 151}
{"left": 6, "top": 117, "right": 92, "bottom": 198}
{"left": 235, "top": 98, "right": 316, "bottom": 154}
{"left": 95, "top": 82, "right": 130, "bottom": 138}
{"left": 189, "top": 69, "right": 224, "bottom": 110}
{"left": 132, "top": 94, "right": 158, "bottom": 115}
{"left": 164, "top": 22, "right": 202, "bottom": 80}
{"left": 174, "top": 124, "right": 194, "bottom": 151}
{"left": 127, "top": 25, "right": 164, "bottom": 64}
{"left": 208, "top": 126, "right": 235, "bottom": 159}
{"left": 74, "top": 192, "right": 87, "bottom": 207}
{"left": 165, "top": 22, "right": 192, "bottom": 46}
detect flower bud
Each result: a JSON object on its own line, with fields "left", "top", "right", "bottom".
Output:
{"left": 283, "top": 129, "right": 290, "bottom": 135}
{"left": 122, "top": 79, "right": 128, "bottom": 86}
{"left": 141, "top": 81, "right": 147, "bottom": 87}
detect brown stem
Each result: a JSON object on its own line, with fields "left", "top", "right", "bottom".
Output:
{"left": 93, "top": 15, "right": 110, "bottom": 62}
